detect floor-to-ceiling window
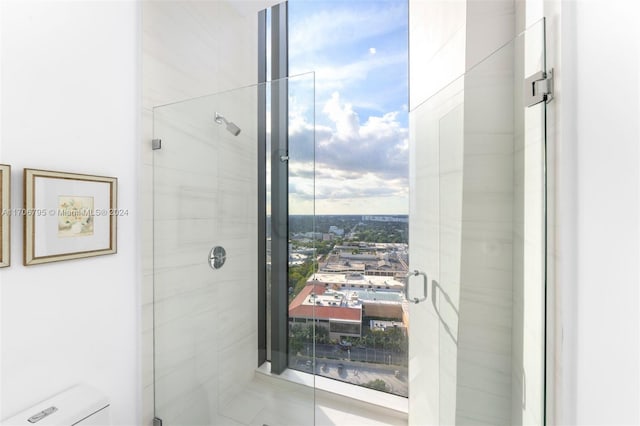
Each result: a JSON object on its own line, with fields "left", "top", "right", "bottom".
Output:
{"left": 282, "top": 0, "right": 410, "bottom": 397}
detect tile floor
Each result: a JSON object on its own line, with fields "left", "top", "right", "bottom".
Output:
{"left": 214, "top": 372, "right": 408, "bottom": 426}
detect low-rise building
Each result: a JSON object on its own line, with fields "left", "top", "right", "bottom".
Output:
{"left": 288, "top": 284, "right": 362, "bottom": 340}
{"left": 320, "top": 243, "right": 409, "bottom": 277}
{"left": 288, "top": 273, "right": 409, "bottom": 341}
{"left": 370, "top": 319, "right": 407, "bottom": 335}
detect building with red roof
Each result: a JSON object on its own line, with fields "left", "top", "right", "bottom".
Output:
{"left": 288, "top": 283, "right": 363, "bottom": 339}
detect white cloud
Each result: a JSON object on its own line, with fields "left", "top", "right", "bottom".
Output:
{"left": 287, "top": 91, "right": 408, "bottom": 214}
{"left": 322, "top": 92, "right": 360, "bottom": 138}
{"left": 317, "top": 92, "right": 408, "bottom": 178}
{"left": 369, "top": 47, "right": 377, "bottom": 55}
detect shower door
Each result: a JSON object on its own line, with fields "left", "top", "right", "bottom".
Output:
{"left": 409, "top": 19, "right": 549, "bottom": 425}
{"left": 152, "top": 74, "right": 316, "bottom": 425}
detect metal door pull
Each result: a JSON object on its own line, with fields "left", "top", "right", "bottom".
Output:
{"left": 406, "top": 270, "right": 428, "bottom": 304}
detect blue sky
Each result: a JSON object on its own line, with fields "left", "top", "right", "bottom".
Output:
{"left": 287, "top": 0, "right": 409, "bottom": 215}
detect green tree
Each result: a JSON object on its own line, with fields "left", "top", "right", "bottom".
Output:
{"left": 289, "top": 323, "right": 330, "bottom": 352}
{"left": 289, "top": 324, "right": 306, "bottom": 353}
{"left": 289, "top": 260, "right": 317, "bottom": 301}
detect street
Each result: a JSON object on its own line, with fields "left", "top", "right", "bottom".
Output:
{"left": 300, "top": 343, "right": 407, "bottom": 366}
{"left": 290, "top": 354, "right": 408, "bottom": 397}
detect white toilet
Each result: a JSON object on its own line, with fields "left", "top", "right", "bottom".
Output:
{"left": 1, "top": 384, "right": 110, "bottom": 425}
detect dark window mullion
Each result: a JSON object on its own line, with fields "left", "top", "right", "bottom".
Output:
{"left": 269, "top": 1, "right": 289, "bottom": 375}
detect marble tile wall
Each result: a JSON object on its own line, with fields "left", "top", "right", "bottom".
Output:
{"left": 408, "top": 0, "right": 466, "bottom": 110}
{"left": 141, "top": 1, "right": 278, "bottom": 424}
{"left": 437, "top": 102, "right": 464, "bottom": 426}
{"left": 456, "top": 39, "right": 515, "bottom": 424}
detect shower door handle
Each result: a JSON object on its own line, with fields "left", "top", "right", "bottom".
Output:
{"left": 405, "top": 270, "right": 428, "bottom": 304}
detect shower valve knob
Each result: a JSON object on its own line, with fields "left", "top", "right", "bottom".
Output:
{"left": 208, "top": 246, "right": 226, "bottom": 270}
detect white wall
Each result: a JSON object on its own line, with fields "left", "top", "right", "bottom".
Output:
{"left": 572, "top": 4, "right": 640, "bottom": 421}
{"left": 0, "top": 1, "right": 141, "bottom": 425}
{"left": 545, "top": 0, "right": 640, "bottom": 424}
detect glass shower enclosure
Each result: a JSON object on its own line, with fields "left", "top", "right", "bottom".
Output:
{"left": 152, "top": 74, "right": 316, "bottom": 425}
{"left": 151, "top": 16, "right": 550, "bottom": 426}
{"left": 408, "top": 18, "right": 549, "bottom": 425}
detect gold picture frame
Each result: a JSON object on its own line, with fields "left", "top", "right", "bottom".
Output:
{"left": 24, "top": 169, "right": 117, "bottom": 266}
{"left": 0, "top": 164, "right": 11, "bottom": 267}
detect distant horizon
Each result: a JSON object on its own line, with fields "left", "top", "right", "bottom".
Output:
{"left": 287, "top": 213, "right": 408, "bottom": 217}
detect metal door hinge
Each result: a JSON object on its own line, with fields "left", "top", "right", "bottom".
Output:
{"left": 152, "top": 139, "right": 162, "bottom": 150}
{"left": 525, "top": 69, "right": 553, "bottom": 107}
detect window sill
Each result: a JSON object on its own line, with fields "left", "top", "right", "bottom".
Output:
{"left": 256, "top": 362, "right": 409, "bottom": 415}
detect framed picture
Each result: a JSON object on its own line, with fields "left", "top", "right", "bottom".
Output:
{"left": 0, "top": 164, "right": 10, "bottom": 267}
{"left": 24, "top": 169, "right": 117, "bottom": 266}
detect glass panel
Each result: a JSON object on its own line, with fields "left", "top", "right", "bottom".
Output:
{"left": 518, "top": 18, "right": 546, "bottom": 426}
{"left": 409, "top": 75, "right": 463, "bottom": 425}
{"left": 408, "top": 19, "right": 547, "bottom": 426}
{"left": 437, "top": 98, "right": 463, "bottom": 426}
{"left": 287, "top": 73, "right": 318, "bottom": 372}
{"left": 153, "top": 74, "right": 315, "bottom": 426}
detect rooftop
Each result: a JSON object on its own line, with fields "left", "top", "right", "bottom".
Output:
{"left": 310, "top": 273, "right": 405, "bottom": 290}
{"left": 289, "top": 284, "right": 362, "bottom": 322}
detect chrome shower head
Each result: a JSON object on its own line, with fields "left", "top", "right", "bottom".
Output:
{"left": 214, "top": 112, "right": 241, "bottom": 136}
